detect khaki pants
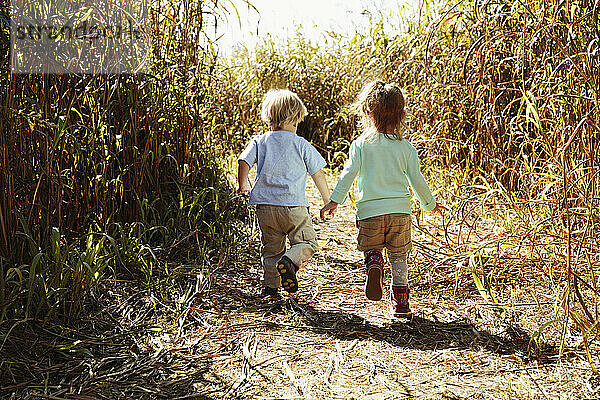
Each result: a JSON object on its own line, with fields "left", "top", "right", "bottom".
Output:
{"left": 356, "top": 213, "right": 412, "bottom": 254}
{"left": 255, "top": 205, "right": 319, "bottom": 288}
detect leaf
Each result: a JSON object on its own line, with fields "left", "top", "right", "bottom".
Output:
{"left": 74, "top": 348, "right": 93, "bottom": 357}
{"left": 6, "top": 268, "right": 24, "bottom": 288}
{"left": 523, "top": 90, "right": 541, "bottom": 131}
{"left": 26, "top": 252, "right": 44, "bottom": 317}
{"left": 51, "top": 227, "right": 61, "bottom": 263}
{"left": 469, "top": 252, "right": 490, "bottom": 302}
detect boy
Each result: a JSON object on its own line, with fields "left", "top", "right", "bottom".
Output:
{"left": 237, "top": 89, "right": 330, "bottom": 298}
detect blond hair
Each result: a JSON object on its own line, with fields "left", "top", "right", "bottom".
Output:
{"left": 353, "top": 80, "right": 406, "bottom": 142}
{"left": 261, "top": 89, "right": 308, "bottom": 130}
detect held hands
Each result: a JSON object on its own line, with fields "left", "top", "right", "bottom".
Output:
{"left": 320, "top": 201, "right": 338, "bottom": 219}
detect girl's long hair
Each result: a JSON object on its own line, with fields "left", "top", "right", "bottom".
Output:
{"left": 352, "top": 80, "right": 406, "bottom": 143}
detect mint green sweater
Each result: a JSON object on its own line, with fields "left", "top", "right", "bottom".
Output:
{"left": 329, "top": 134, "right": 437, "bottom": 220}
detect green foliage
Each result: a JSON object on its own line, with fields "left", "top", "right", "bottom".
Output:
{"left": 0, "top": 0, "right": 245, "bottom": 321}
{"left": 214, "top": 0, "right": 598, "bottom": 196}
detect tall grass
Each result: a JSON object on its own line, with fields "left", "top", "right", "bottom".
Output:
{"left": 0, "top": 0, "right": 245, "bottom": 321}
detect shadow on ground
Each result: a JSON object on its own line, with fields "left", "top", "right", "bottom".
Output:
{"left": 293, "top": 301, "right": 557, "bottom": 362}
{"left": 209, "top": 251, "right": 560, "bottom": 365}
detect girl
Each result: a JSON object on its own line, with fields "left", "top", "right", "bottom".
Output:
{"left": 320, "top": 80, "right": 445, "bottom": 318}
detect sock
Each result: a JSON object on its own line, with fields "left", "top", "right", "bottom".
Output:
{"left": 389, "top": 252, "right": 408, "bottom": 286}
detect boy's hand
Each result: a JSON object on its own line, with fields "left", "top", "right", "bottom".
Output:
{"left": 237, "top": 183, "right": 251, "bottom": 195}
{"left": 320, "top": 201, "right": 338, "bottom": 219}
{"left": 432, "top": 204, "right": 448, "bottom": 215}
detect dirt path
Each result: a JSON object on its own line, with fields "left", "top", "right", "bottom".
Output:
{"left": 192, "top": 173, "right": 597, "bottom": 400}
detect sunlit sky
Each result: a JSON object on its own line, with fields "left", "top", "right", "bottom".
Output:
{"left": 210, "top": 0, "right": 424, "bottom": 54}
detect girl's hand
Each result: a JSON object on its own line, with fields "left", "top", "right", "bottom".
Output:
{"left": 320, "top": 201, "right": 338, "bottom": 219}
{"left": 432, "top": 204, "right": 448, "bottom": 215}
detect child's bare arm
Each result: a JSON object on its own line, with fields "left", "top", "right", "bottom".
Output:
{"left": 310, "top": 169, "right": 330, "bottom": 205}
{"left": 237, "top": 160, "right": 251, "bottom": 194}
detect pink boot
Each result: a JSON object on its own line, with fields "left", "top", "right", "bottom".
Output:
{"left": 365, "top": 249, "right": 384, "bottom": 301}
{"left": 390, "top": 285, "right": 412, "bottom": 318}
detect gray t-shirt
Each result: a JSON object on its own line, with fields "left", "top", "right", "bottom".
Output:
{"left": 239, "top": 130, "right": 326, "bottom": 206}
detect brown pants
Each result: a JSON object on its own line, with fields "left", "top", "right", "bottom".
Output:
{"left": 356, "top": 213, "right": 412, "bottom": 254}
{"left": 255, "top": 205, "right": 319, "bottom": 288}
